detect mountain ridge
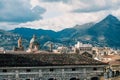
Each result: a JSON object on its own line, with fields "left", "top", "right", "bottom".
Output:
{"left": 9, "top": 14, "right": 120, "bottom": 48}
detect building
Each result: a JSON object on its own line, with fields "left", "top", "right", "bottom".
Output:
{"left": 0, "top": 53, "right": 108, "bottom": 80}
{"left": 27, "top": 35, "right": 39, "bottom": 52}
{"left": 13, "top": 37, "right": 24, "bottom": 51}
{"left": 74, "top": 42, "right": 94, "bottom": 58}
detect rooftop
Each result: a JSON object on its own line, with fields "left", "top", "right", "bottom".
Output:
{"left": 0, "top": 53, "right": 108, "bottom": 67}
{"left": 109, "top": 59, "right": 120, "bottom": 66}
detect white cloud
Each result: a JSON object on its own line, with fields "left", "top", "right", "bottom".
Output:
{"left": 0, "top": 0, "right": 46, "bottom": 23}
{"left": 0, "top": 0, "right": 120, "bottom": 31}
{"left": 17, "top": 11, "right": 108, "bottom": 31}
{"left": 40, "top": 0, "right": 120, "bottom": 12}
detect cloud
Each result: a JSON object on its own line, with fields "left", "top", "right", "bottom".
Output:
{"left": 40, "top": 0, "right": 69, "bottom": 3}
{"left": 40, "top": 0, "right": 120, "bottom": 13}
{"left": 16, "top": 8, "right": 120, "bottom": 31}
{"left": 73, "top": 0, "right": 120, "bottom": 13}
{"left": 16, "top": 11, "right": 107, "bottom": 31}
{"left": 1, "top": 0, "right": 120, "bottom": 31}
{"left": 0, "top": 0, "right": 46, "bottom": 23}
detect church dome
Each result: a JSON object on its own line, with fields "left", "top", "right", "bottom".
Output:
{"left": 30, "top": 38, "right": 35, "bottom": 44}
{"left": 30, "top": 35, "right": 39, "bottom": 45}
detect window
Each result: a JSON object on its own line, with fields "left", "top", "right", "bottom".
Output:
{"left": 2, "top": 69, "right": 7, "bottom": 72}
{"left": 50, "top": 68, "right": 54, "bottom": 72}
{"left": 72, "top": 68, "right": 76, "bottom": 71}
{"left": 26, "top": 69, "right": 31, "bottom": 72}
{"left": 26, "top": 79, "right": 30, "bottom": 80}
{"left": 48, "top": 78, "right": 55, "bottom": 80}
{"left": 93, "top": 67, "right": 97, "bottom": 71}
{"left": 70, "top": 77, "right": 79, "bottom": 80}
{"left": 91, "top": 77, "right": 99, "bottom": 80}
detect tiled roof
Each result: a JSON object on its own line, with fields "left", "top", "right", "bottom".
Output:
{"left": 102, "top": 55, "right": 120, "bottom": 59}
{"left": 0, "top": 53, "right": 108, "bottom": 67}
{"left": 109, "top": 59, "right": 120, "bottom": 65}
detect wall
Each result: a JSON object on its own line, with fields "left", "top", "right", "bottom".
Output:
{"left": 0, "top": 65, "right": 105, "bottom": 80}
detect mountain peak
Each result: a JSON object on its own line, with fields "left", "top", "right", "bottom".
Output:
{"left": 107, "top": 14, "right": 115, "bottom": 18}
{"left": 103, "top": 14, "right": 119, "bottom": 22}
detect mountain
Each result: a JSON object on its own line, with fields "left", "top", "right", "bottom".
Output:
{"left": 57, "top": 22, "right": 94, "bottom": 39}
{"left": 0, "top": 29, "right": 28, "bottom": 50}
{"left": 10, "top": 22, "right": 94, "bottom": 46}
{"left": 87, "top": 14, "right": 120, "bottom": 47}
{"left": 10, "top": 27, "right": 57, "bottom": 39}
{"left": 10, "top": 28, "right": 61, "bottom": 48}
{"left": 9, "top": 14, "right": 120, "bottom": 48}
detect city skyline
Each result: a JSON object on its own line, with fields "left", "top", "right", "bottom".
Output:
{"left": 0, "top": 0, "right": 120, "bottom": 31}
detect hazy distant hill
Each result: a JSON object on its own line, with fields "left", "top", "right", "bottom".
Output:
{"left": 57, "top": 22, "right": 94, "bottom": 39}
{"left": 10, "top": 15, "right": 120, "bottom": 48}
{"left": 10, "top": 28, "right": 61, "bottom": 49}
{"left": 10, "top": 27, "right": 57, "bottom": 39}
{"left": 0, "top": 29, "right": 28, "bottom": 50}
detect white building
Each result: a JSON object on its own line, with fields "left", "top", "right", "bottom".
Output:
{"left": 75, "top": 42, "right": 92, "bottom": 48}
{"left": 74, "top": 42, "right": 94, "bottom": 58}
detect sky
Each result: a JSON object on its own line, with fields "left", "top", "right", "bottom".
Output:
{"left": 0, "top": 0, "right": 120, "bottom": 31}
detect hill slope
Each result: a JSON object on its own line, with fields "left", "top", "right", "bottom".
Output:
{"left": 9, "top": 15, "right": 120, "bottom": 48}
{"left": 87, "top": 14, "right": 120, "bottom": 47}
{"left": 0, "top": 30, "right": 28, "bottom": 50}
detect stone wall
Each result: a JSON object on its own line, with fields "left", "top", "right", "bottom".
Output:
{"left": 0, "top": 66, "right": 105, "bottom": 80}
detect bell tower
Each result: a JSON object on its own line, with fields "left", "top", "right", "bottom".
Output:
{"left": 13, "top": 37, "right": 24, "bottom": 51}
{"left": 18, "top": 37, "right": 22, "bottom": 48}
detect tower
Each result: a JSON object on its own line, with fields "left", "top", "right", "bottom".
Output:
{"left": 13, "top": 37, "right": 24, "bottom": 51}
{"left": 18, "top": 37, "right": 22, "bottom": 48}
